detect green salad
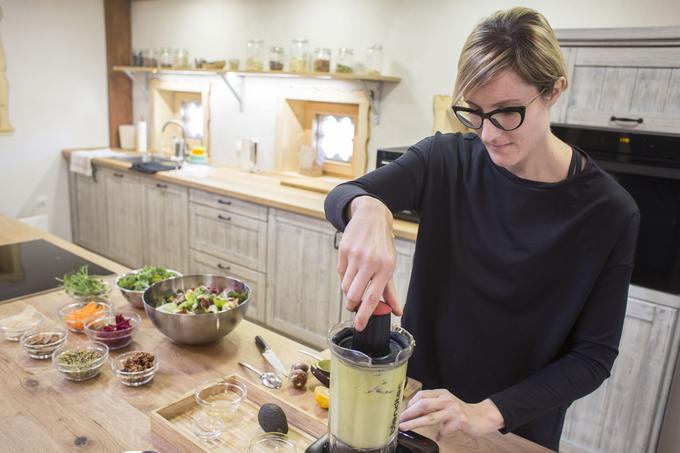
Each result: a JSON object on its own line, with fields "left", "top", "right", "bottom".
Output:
{"left": 57, "top": 265, "right": 108, "bottom": 297}
{"left": 156, "top": 286, "right": 248, "bottom": 314}
{"left": 118, "top": 266, "right": 178, "bottom": 291}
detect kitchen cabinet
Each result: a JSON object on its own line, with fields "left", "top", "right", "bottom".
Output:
{"left": 69, "top": 171, "right": 107, "bottom": 255}
{"left": 189, "top": 249, "right": 266, "bottom": 323}
{"left": 560, "top": 295, "right": 679, "bottom": 453}
{"left": 141, "top": 180, "right": 189, "bottom": 273}
{"left": 266, "top": 209, "right": 343, "bottom": 348}
{"left": 99, "top": 167, "right": 144, "bottom": 268}
{"left": 189, "top": 196, "right": 268, "bottom": 273}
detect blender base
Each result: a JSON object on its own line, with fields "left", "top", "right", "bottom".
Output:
{"left": 305, "top": 431, "right": 439, "bottom": 453}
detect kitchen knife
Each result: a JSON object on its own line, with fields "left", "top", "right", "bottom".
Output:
{"left": 255, "top": 335, "right": 288, "bottom": 377}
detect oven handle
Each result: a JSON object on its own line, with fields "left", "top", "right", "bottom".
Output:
{"left": 610, "top": 115, "right": 644, "bottom": 124}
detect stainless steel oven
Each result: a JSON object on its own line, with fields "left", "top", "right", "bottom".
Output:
{"left": 552, "top": 124, "right": 680, "bottom": 295}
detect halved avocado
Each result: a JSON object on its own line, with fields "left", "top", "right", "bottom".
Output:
{"left": 310, "top": 359, "right": 331, "bottom": 387}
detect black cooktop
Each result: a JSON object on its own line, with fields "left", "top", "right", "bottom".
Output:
{"left": 0, "top": 240, "right": 114, "bottom": 303}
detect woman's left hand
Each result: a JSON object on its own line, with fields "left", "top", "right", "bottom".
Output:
{"left": 399, "top": 389, "right": 505, "bottom": 439}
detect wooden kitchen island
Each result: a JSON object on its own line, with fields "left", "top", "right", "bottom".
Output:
{"left": 0, "top": 215, "right": 550, "bottom": 452}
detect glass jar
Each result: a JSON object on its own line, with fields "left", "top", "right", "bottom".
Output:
{"left": 366, "top": 44, "right": 383, "bottom": 75}
{"left": 246, "top": 39, "right": 265, "bottom": 71}
{"left": 313, "top": 48, "right": 331, "bottom": 73}
{"left": 173, "top": 48, "right": 189, "bottom": 68}
{"left": 269, "top": 46, "right": 284, "bottom": 71}
{"left": 290, "top": 38, "right": 309, "bottom": 72}
{"left": 141, "top": 49, "right": 154, "bottom": 67}
{"left": 159, "top": 47, "right": 173, "bottom": 68}
{"left": 336, "top": 47, "right": 354, "bottom": 73}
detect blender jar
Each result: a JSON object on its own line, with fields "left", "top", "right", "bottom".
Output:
{"left": 327, "top": 320, "right": 415, "bottom": 452}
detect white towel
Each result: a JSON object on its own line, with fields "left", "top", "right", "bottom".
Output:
{"left": 69, "top": 149, "right": 127, "bottom": 177}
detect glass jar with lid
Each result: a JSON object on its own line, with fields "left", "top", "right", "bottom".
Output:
{"left": 313, "top": 48, "right": 331, "bottom": 73}
{"left": 246, "top": 39, "right": 265, "bottom": 71}
{"left": 269, "top": 46, "right": 285, "bottom": 71}
{"left": 159, "top": 48, "right": 173, "bottom": 68}
{"left": 366, "top": 45, "right": 383, "bottom": 75}
{"left": 335, "top": 47, "right": 354, "bottom": 73}
{"left": 290, "top": 38, "right": 309, "bottom": 73}
{"left": 173, "top": 48, "right": 189, "bottom": 68}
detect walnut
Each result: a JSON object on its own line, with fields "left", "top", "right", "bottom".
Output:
{"left": 290, "top": 368, "right": 308, "bottom": 389}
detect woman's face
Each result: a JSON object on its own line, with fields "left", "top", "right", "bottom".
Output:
{"left": 464, "top": 70, "right": 555, "bottom": 169}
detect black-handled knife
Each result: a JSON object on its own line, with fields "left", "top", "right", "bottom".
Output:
{"left": 255, "top": 335, "right": 288, "bottom": 377}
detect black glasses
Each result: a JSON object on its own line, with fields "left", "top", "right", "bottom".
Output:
{"left": 451, "top": 91, "right": 544, "bottom": 131}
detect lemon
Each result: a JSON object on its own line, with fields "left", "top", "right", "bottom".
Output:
{"left": 314, "top": 385, "right": 330, "bottom": 409}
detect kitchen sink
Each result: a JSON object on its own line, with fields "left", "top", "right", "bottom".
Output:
{"left": 110, "top": 155, "right": 179, "bottom": 165}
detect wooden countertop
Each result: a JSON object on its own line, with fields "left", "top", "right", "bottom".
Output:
{"left": 0, "top": 215, "right": 550, "bottom": 452}
{"left": 62, "top": 148, "right": 419, "bottom": 242}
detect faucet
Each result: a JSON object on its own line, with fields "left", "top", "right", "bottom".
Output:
{"left": 162, "top": 120, "right": 186, "bottom": 160}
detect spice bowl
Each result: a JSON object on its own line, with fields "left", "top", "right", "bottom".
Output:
{"left": 111, "top": 351, "right": 158, "bottom": 386}
{"left": 52, "top": 341, "right": 109, "bottom": 381}
{"left": 59, "top": 300, "right": 112, "bottom": 333}
{"left": 84, "top": 311, "right": 141, "bottom": 350}
{"left": 0, "top": 311, "right": 43, "bottom": 342}
{"left": 20, "top": 326, "right": 68, "bottom": 359}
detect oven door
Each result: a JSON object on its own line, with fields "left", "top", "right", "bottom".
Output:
{"left": 598, "top": 160, "right": 680, "bottom": 294}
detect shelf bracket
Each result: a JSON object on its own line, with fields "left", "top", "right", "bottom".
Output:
{"left": 219, "top": 72, "right": 244, "bottom": 113}
{"left": 360, "top": 80, "right": 384, "bottom": 125}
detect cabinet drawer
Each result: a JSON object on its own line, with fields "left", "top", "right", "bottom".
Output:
{"left": 190, "top": 203, "right": 267, "bottom": 272}
{"left": 189, "top": 249, "right": 266, "bottom": 323}
{"left": 189, "top": 189, "right": 268, "bottom": 221}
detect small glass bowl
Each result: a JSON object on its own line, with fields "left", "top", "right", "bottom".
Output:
{"left": 52, "top": 341, "right": 109, "bottom": 381}
{"left": 0, "top": 312, "right": 43, "bottom": 342}
{"left": 111, "top": 351, "right": 159, "bottom": 386}
{"left": 191, "top": 377, "right": 247, "bottom": 439}
{"left": 58, "top": 300, "right": 112, "bottom": 333}
{"left": 20, "top": 326, "right": 68, "bottom": 359}
{"left": 248, "top": 432, "right": 297, "bottom": 453}
{"left": 84, "top": 311, "right": 141, "bottom": 350}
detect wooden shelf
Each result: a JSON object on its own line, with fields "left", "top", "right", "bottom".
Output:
{"left": 112, "top": 65, "right": 400, "bottom": 83}
{"left": 112, "top": 65, "right": 399, "bottom": 123}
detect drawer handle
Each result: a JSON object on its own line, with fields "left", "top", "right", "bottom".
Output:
{"left": 217, "top": 263, "right": 231, "bottom": 271}
{"left": 156, "top": 183, "right": 168, "bottom": 189}
{"left": 218, "top": 214, "right": 232, "bottom": 222}
{"left": 218, "top": 199, "right": 232, "bottom": 206}
{"left": 113, "top": 172, "right": 124, "bottom": 178}
{"left": 610, "top": 115, "right": 643, "bottom": 124}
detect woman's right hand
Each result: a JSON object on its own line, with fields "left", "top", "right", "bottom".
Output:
{"left": 337, "top": 196, "right": 403, "bottom": 331}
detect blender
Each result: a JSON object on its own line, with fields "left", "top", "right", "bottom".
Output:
{"left": 306, "top": 302, "right": 439, "bottom": 453}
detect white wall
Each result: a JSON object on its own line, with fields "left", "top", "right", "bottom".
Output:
{"left": 0, "top": 0, "right": 109, "bottom": 240}
{"left": 131, "top": 0, "right": 680, "bottom": 171}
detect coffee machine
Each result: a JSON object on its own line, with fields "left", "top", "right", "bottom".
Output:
{"left": 306, "top": 303, "right": 438, "bottom": 453}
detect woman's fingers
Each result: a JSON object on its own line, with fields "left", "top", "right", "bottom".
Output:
{"left": 346, "top": 268, "right": 374, "bottom": 312}
{"left": 382, "top": 278, "right": 402, "bottom": 316}
{"left": 353, "top": 271, "right": 390, "bottom": 331}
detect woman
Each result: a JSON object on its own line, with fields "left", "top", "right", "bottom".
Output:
{"left": 324, "top": 7, "right": 639, "bottom": 451}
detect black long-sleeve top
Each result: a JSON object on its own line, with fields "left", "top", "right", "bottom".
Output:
{"left": 324, "top": 132, "right": 640, "bottom": 450}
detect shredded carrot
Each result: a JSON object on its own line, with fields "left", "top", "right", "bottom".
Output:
{"left": 64, "top": 302, "right": 107, "bottom": 330}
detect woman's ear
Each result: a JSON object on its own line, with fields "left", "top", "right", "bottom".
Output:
{"left": 546, "top": 77, "right": 567, "bottom": 107}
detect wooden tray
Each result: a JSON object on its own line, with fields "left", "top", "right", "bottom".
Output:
{"left": 151, "top": 374, "right": 326, "bottom": 452}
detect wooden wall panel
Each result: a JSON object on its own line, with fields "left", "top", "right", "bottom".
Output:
{"left": 104, "top": 0, "right": 132, "bottom": 148}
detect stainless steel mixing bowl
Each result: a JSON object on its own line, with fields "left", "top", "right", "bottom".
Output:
{"left": 143, "top": 275, "right": 250, "bottom": 345}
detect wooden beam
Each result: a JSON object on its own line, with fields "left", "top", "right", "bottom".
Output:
{"left": 104, "top": 0, "right": 132, "bottom": 148}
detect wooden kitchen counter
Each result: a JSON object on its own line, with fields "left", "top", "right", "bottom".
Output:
{"left": 0, "top": 215, "right": 549, "bottom": 452}
{"left": 61, "top": 148, "right": 419, "bottom": 241}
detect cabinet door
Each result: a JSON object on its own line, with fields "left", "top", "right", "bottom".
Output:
{"left": 142, "top": 181, "right": 189, "bottom": 273}
{"left": 190, "top": 203, "right": 267, "bottom": 273}
{"left": 560, "top": 296, "right": 679, "bottom": 453}
{"left": 100, "top": 168, "right": 144, "bottom": 268}
{"left": 563, "top": 47, "right": 680, "bottom": 134}
{"left": 71, "top": 171, "right": 107, "bottom": 255}
{"left": 339, "top": 237, "right": 415, "bottom": 324}
{"left": 189, "top": 249, "right": 266, "bottom": 323}
{"left": 550, "top": 46, "right": 575, "bottom": 125}
{"left": 266, "top": 209, "right": 342, "bottom": 348}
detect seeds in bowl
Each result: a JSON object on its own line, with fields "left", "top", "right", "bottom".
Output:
{"left": 120, "top": 352, "right": 155, "bottom": 372}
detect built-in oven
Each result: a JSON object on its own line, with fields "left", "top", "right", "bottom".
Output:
{"left": 376, "top": 147, "right": 420, "bottom": 223}
{"left": 552, "top": 124, "right": 680, "bottom": 295}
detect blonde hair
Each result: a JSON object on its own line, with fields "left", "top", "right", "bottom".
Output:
{"left": 452, "top": 7, "right": 567, "bottom": 105}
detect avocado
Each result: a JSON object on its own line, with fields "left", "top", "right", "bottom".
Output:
{"left": 257, "top": 403, "right": 288, "bottom": 434}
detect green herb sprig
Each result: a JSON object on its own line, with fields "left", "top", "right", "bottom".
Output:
{"left": 56, "top": 265, "right": 108, "bottom": 297}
